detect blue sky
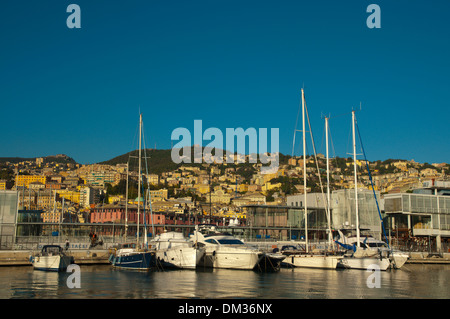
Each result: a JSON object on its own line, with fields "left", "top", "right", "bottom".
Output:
{"left": 1, "top": 1, "right": 449, "bottom": 165}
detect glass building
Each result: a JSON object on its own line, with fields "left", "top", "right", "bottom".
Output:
{"left": 0, "top": 191, "right": 19, "bottom": 249}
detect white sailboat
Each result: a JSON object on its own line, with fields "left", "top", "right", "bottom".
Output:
{"left": 191, "top": 224, "right": 264, "bottom": 270}
{"left": 151, "top": 231, "right": 205, "bottom": 269}
{"left": 282, "top": 89, "right": 342, "bottom": 269}
{"left": 336, "top": 229, "right": 409, "bottom": 269}
{"left": 110, "top": 113, "right": 155, "bottom": 270}
{"left": 31, "top": 245, "right": 74, "bottom": 272}
{"left": 336, "top": 111, "right": 391, "bottom": 271}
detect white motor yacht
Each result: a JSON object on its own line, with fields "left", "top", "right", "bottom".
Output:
{"left": 151, "top": 231, "right": 205, "bottom": 269}
{"left": 190, "top": 224, "right": 263, "bottom": 270}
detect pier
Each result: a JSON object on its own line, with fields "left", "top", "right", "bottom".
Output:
{"left": 0, "top": 249, "right": 111, "bottom": 266}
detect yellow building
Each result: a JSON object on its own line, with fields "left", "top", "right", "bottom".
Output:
{"left": 238, "top": 184, "right": 248, "bottom": 193}
{"left": 15, "top": 175, "right": 46, "bottom": 188}
{"left": 0, "top": 180, "right": 6, "bottom": 190}
{"left": 262, "top": 182, "right": 282, "bottom": 193}
{"left": 56, "top": 189, "right": 80, "bottom": 204}
{"left": 195, "top": 184, "right": 210, "bottom": 194}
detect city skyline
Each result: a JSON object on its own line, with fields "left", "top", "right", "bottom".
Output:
{"left": 1, "top": 1, "right": 449, "bottom": 165}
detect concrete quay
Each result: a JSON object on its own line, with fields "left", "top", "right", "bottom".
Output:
{"left": 0, "top": 249, "right": 111, "bottom": 266}
{"left": 0, "top": 249, "right": 448, "bottom": 267}
{"left": 406, "top": 252, "right": 450, "bottom": 264}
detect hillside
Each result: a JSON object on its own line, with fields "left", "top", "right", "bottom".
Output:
{"left": 99, "top": 147, "right": 293, "bottom": 175}
{"left": 99, "top": 149, "right": 181, "bottom": 175}
{"left": 0, "top": 154, "right": 77, "bottom": 165}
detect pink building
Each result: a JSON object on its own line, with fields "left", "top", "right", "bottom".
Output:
{"left": 91, "top": 204, "right": 165, "bottom": 225}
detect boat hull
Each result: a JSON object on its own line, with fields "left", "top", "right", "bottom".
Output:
{"left": 155, "top": 247, "right": 205, "bottom": 269}
{"left": 198, "top": 248, "right": 263, "bottom": 270}
{"left": 33, "top": 255, "right": 73, "bottom": 272}
{"left": 283, "top": 255, "right": 342, "bottom": 269}
{"left": 337, "top": 256, "right": 391, "bottom": 271}
{"left": 110, "top": 251, "right": 154, "bottom": 270}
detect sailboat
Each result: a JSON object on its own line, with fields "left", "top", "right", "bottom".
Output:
{"left": 282, "top": 89, "right": 342, "bottom": 269}
{"left": 110, "top": 113, "right": 155, "bottom": 270}
{"left": 335, "top": 111, "right": 391, "bottom": 271}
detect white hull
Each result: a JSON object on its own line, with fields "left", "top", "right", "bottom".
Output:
{"left": 390, "top": 252, "right": 409, "bottom": 269}
{"left": 156, "top": 247, "right": 205, "bottom": 269}
{"left": 337, "top": 256, "right": 391, "bottom": 271}
{"left": 33, "top": 255, "right": 73, "bottom": 272}
{"left": 283, "top": 255, "right": 342, "bottom": 269}
{"left": 199, "top": 247, "right": 263, "bottom": 270}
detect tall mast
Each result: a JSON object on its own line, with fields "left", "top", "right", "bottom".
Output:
{"left": 302, "top": 88, "right": 308, "bottom": 253}
{"left": 325, "top": 116, "right": 332, "bottom": 246}
{"left": 125, "top": 160, "right": 129, "bottom": 242}
{"left": 137, "top": 113, "right": 142, "bottom": 246}
{"left": 352, "top": 110, "right": 360, "bottom": 248}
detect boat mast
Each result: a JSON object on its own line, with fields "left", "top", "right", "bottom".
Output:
{"left": 125, "top": 160, "right": 129, "bottom": 242}
{"left": 137, "top": 113, "right": 142, "bottom": 247}
{"left": 352, "top": 110, "right": 360, "bottom": 248}
{"left": 325, "top": 116, "right": 333, "bottom": 246}
{"left": 302, "top": 88, "right": 308, "bottom": 253}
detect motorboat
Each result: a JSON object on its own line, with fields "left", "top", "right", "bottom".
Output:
{"left": 190, "top": 224, "right": 264, "bottom": 270}
{"left": 30, "top": 245, "right": 74, "bottom": 272}
{"left": 109, "top": 243, "right": 155, "bottom": 271}
{"left": 151, "top": 231, "right": 205, "bottom": 269}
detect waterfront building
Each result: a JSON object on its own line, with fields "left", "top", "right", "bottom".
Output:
{"left": 0, "top": 190, "right": 19, "bottom": 249}
{"left": 90, "top": 203, "right": 165, "bottom": 225}
{"left": 383, "top": 180, "right": 450, "bottom": 252}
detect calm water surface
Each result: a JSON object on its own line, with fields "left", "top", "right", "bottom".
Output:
{"left": 0, "top": 264, "right": 448, "bottom": 299}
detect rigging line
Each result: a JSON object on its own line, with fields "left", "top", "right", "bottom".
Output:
{"left": 304, "top": 99, "right": 331, "bottom": 232}
{"left": 292, "top": 96, "right": 302, "bottom": 157}
{"left": 142, "top": 121, "right": 155, "bottom": 240}
{"left": 355, "top": 118, "right": 390, "bottom": 248}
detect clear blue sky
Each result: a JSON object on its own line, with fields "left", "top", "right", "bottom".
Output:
{"left": 1, "top": 1, "right": 449, "bottom": 165}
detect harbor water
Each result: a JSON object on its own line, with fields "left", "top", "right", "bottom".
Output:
{"left": 0, "top": 264, "right": 448, "bottom": 299}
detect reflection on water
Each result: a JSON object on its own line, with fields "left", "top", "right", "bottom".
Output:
{"left": 0, "top": 264, "right": 448, "bottom": 299}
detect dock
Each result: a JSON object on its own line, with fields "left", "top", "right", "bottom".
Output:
{"left": 0, "top": 249, "right": 449, "bottom": 267}
{"left": 0, "top": 249, "right": 111, "bottom": 266}
{"left": 405, "top": 252, "right": 450, "bottom": 264}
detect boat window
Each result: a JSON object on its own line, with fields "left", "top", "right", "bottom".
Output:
{"left": 217, "top": 239, "right": 244, "bottom": 245}
{"left": 367, "top": 242, "right": 388, "bottom": 248}
{"left": 205, "top": 239, "right": 218, "bottom": 245}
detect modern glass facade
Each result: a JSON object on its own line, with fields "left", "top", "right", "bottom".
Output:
{"left": 384, "top": 193, "right": 450, "bottom": 233}
{"left": 0, "top": 191, "right": 19, "bottom": 249}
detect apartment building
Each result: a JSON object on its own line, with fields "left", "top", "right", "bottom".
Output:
{"left": 15, "top": 175, "right": 46, "bottom": 188}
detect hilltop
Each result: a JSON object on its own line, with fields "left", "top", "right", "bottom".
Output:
{"left": 0, "top": 154, "right": 77, "bottom": 165}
